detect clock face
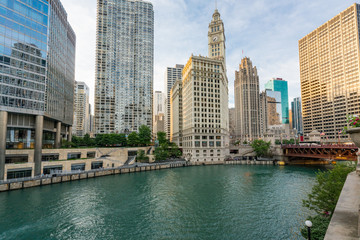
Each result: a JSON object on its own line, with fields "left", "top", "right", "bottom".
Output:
{"left": 213, "top": 36, "right": 218, "bottom": 42}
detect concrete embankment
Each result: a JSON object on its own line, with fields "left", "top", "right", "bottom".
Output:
{"left": 0, "top": 162, "right": 187, "bottom": 192}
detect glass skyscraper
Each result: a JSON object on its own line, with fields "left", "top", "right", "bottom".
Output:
{"left": 265, "top": 78, "right": 289, "bottom": 124}
{"left": 291, "top": 97, "right": 303, "bottom": 135}
{"left": 95, "top": 0, "right": 154, "bottom": 134}
{"left": 0, "top": 0, "right": 76, "bottom": 180}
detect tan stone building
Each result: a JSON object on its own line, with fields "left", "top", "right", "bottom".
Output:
{"left": 170, "top": 80, "right": 183, "bottom": 147}
{"left": 299, "top": 3, "right": 360, "bottom": 139}
{"left": 73, "top": 82, "right": 90, "bottom": 137}
{"left": 235, "top": 57, "right": 261, "bottom": 141}
{"left": 229, "top": 108, "right": 236, "bottom": 144}
{"left": 171, "top": 9, "right": 229, "bottom": 162}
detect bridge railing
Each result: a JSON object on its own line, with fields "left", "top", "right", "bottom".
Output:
{"left": 282, "top": 144, "right": 358, "bottom": 149}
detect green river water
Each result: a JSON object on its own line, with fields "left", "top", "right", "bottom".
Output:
{"left": 0, "top": 165, "right": 322, "bottom": 240}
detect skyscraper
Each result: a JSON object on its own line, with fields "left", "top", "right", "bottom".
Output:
{"left": 171, "top": 9, "right": 229, "bottom": 162}
{"left": 235, "top": 57, "right": 260, "bottom": 141}
{"left": 265, "top": 78, "right": 289, "bottom": 124}
{"left": 165, "top": 65, "right": 183, "bottom": 139}
{"left": 95, "top": 0, "right": 154, "bottom": 134}
{"left": 0, "top": 0, "right": 76, "bottom": 179}
{"left": 291, "top": 97, "right": 303, "bottom": 135}
{"left": 299, "top": 3, "right": 360, "bottom": 139}
{"left": 153, "top": 91, "right": 165, "bottom": 136}
{"left": 73, "top": 82, "right": 90, "bottom": 137}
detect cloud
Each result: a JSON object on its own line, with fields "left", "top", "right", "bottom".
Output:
{"left": 60, "top": 0, "right": 357, "bottom": 111}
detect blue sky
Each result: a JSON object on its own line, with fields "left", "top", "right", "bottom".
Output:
{"left": 61, "top": 0, "right": 358, "bottom": 109}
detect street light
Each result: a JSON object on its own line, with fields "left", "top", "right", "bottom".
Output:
{"left": 305, "top": 220, "right": 312, "bottom": 240}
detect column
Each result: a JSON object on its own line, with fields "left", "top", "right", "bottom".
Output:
{"left": 0, "top": 111, "right": 8, "bottom": 180}
{"left": 55, "top": 121, "right": 61, "bottom": 148}
{"left": 68, "top": 126, "right": 72, "bottom": 142}
{"left": 34, "top": 115, "right": 43, "bottom": 176}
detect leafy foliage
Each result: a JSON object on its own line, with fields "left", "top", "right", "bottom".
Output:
{"left": 136, "top": 150, "right": 149, "bottom": 163}
{"left": 127, "top": 132, "right": 140, "bottom": 147}
{"left": 343, "top": 115, "right": 360, "bottom": 133}
{"left": 154, "top": 141, "right": 182, "bottom": 162}
{"left": 250, "top": 140, "right": 271, "bottom": 157}
{"left": 303, "top": 164, "right": 355, "bottom": 216}
{"left": 157, "top": 132, "right": 167, "bottom": 146}
{"left": 275, "top": 139, "right": 281, "bottom": 145}
{"left": 300, "top": 215, "right": 331, "bottom": 240}
{"left": 138, "top": 125, "right": 152, "bottom": 146}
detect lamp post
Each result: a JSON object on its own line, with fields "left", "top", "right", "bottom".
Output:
{"left": 305, "top": 220, "right": 312, "bottom": 240}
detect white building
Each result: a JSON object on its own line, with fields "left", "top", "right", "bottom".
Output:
{"left": 171, "top": 9, "right": 230, "bottom": 162}
{"left": 73, "top": 82, "right": 90, "bottom": 137}
{"left": 165, "top": 64, "right": 184, "bottom": 139}
{"left": 94, "top": 0, "right": 154, "bottom": 134}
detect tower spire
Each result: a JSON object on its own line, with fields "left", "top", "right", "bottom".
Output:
{"left": 215, "top": 0, "right": 217, "bottom": 10}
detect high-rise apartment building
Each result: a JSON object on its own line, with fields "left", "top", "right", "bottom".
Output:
{"left": 153, "top": 91, "right": 165, "bottom": 116}
{"left": 265, "top": 78, "right": 289, "bottom": 124}
{"left": 172, "top": 9, "right": 229, "bottom": 162}
{"left": 299, "top": 3, "right": 360, "bottom": 139}
{"left": 165, "top": 64, "right": 183, "bottom": 139}
{"left": 234, "top": 57, "right": 260, "bottom": 141}
{"left": 291, "top": 97, "right": 303, "bottom": 135}
{"left": 0, "top": 0, "right": 76, "bottom": 179}
{"left": 95, "top": 0, "right": 154, "bottom": 134}
{"left": 73, "top": 82, "right": 90, "bottom": 137}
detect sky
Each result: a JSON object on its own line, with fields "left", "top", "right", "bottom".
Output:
{"left": 61, "top": 0, "right": 358, "bottom": 109}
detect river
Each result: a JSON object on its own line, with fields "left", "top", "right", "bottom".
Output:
{"left": 0, "top": 165, "right": 322, "bottom": 240}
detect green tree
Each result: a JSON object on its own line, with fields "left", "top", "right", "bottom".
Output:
{"left": 243, "top": 140, "right": 248, "bottom": 145}
{"left": 138, "top": 125, "right": 152, "bottom": 146}
{"left": 83, "top": 134, "right": 95, "bottom": 146}
{"left": 127, "top": 132, "right": 139, "bottom": 147}
{"left": 157, "top": 131, "right": 167, "bottom": 146}
{"left": 250, "top": 139, "right": 271, "bottom": 157}
{"left": 154, "top": 144, "right": 170, "bottom": 161}
{"left": 115, "top": 134, "right": 127, "bottom": 146}
{"left": 300, "top": 215, "right": 331, "bottom": 240}
{"left": 275, "top": 139, "right": 281, "bottom": 145}
{"left": 136, "top": 150, "right": 149, "bottom": 163}
{"left": 303, "top": 164, "right": 355, "bottom": 216}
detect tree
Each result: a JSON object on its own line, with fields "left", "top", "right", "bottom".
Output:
{"left": 303, "top": 164, "right": 355, "bottom": 216}
{"left": 83, "top": 134, "right": 95, "bottom": 146}
{"left": 127, "top": 132, "right": 139, "bottom": 147}
{"left": 243, "top": 140, "right": 248, "bottom": 145}
{"left": 157, "top": 131, "right": 167, "bottom": 146}
{"left": 138, "top": 125, "right": 152, "bottom": 146}
{"left": 300, "top": 215, "right": 330, "bottom": 240}
{"left": 114, "top": 134, "right": 127, "bottom": 146}
{"left": 250, "top": 139, "right": 271, "bottom": 157}
{"left": 275, "top": 139, "right": 281, "bottom": 145}
{"left": 136, "top": 150, "right": 149, "bottom": 163}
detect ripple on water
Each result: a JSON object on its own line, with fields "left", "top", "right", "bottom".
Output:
{"left": 0, "top": 165, "right": 319, "bottom": 240}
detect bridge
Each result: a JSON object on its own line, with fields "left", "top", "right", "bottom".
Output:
{"left": 282, "top": 144, "right": 359, "bottom": 161}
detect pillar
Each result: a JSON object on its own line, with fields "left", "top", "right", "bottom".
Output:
{"left": 68, "top": 126, "right": 72, "bottom": 142}
{"left": 34, "top": 115, "right": 43, "bottom": 176}
{"left": 0, "top": 111, "right": 8, "bottom": 180}
{"left": 55, "top": 121, "right": 61, "bottom": 148}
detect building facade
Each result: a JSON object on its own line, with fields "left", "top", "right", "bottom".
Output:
{"left": 153, "top": 91, "right": 165, "bottom": 116}
{"left": 234, "top": 57, "right": 260, "bottom": 141}
{"left": 173, "top": 9, "right": 229, "bottom": 162}
{"left": 265, "top": 78, "right": 289, "bottom": 124}
{"left": 165, "top": 64, "right": 183, "bottom": 139}
{"left": 94, "top": 0, "right": 154, "bottom": 134}
{"left": 73, "top": 82, "right": 90, "bottom": 137}
{"left": 291, "top": 97, "right": 303, "bottom": 135}
{"left": 170, "top": 79, "right": 182, "bottom": 146}
{"left": 0, "top": 0, "right": 76, "bottom": 180}
{"left": 299, "top": 3, "right": 360, "bottom": 139}
{"left": 228, "top": 108, "right": 236, "bottom": 144}
{"left": 260, "top": 90, "right": 283, "bottom": 136}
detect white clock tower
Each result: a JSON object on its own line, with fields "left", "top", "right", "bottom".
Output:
{"left": 208, "top": 9, "right": 226, "bottom": 66}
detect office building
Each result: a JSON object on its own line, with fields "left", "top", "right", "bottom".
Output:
{"left": 154, "top": 91, "right": 165, "bottom": 116}
{"left": 260, "top": 90, "right": 282, "bottom": 135}
{"left": 172, "top": 9, "right": 229, "bottom": 162}
{"left": 73, "top": 82, "right": 90, "bottom": 137}
{"left": 0, "top": 0, "right": 76, "bottom": 179}
{"left": 299, "top": 3, "right": 360, "bottom": 139}
{"left": 234, "top": 57, "right": 260, "bottom": 141}
{"left": 94, "top": 0, "right": 154, "bottom": 134}
{"left": 170, "top": 79, "right": 182, "bottom": 146}
{"left": 229, "top": 108, "right": 236, "bottom": 143}
{"left": 165, "top": 64, "right": 183, "bottom": 139}
{"left": 265, "top": 78, "right": 289, "bottom": 124}
{"left": 291, "top": 97, "right": 303, "bottom": 135}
